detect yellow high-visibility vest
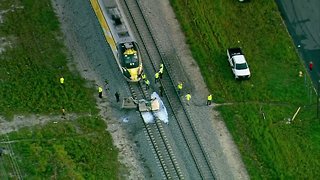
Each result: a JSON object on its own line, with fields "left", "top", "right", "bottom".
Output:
{"left": 159, "top": 67, "right": 163, "bottom": 74}
{"left": 145, "top": 79, "right": 150, "bottom": 85}
{"left": 160, "top": 64, "right": 164, "bottom": 68}
{"left": 155, "top": 72, "right": 159, "bottom": 78}
{"left": 177, "top": 83, "right": 183, "bottom": 90}
{"left": 60, "top": 77, "right": 64, "bottom": 84}
{"left": 185, "top": 94, "right": 191, "bottom": 101}
{"left": 142, "top": 74, "right": 146, "bottom": 80}
{"left": 208, "top": 94, "right": 212, "bottom": 101}
{"left": 98, "top": 87, "right": 103, "bottom": 92}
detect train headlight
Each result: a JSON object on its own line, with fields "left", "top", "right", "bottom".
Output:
{"left": 122, "top": 67, "right": 131, "bottom": 78}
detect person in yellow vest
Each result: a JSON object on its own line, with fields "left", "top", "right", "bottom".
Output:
{"left": 185, "top": 93, "right": 191, "bottom": 106}
{"left": 98, "top": 86, "right": 103, "bottom": 98}
{"left": 141, "top": 73, "right": 146, "bottom": 80}
{"left": 207, "top": 94, "right": 212, "bottom": 106}
{"left": 144, "top": 79, "right": 150, "bottom": 90}
{"left": 177, "top": 82, "right": 183, "bottom": 94}
{"left": 155, "top": 72, "right": 160, "bottom": 84}
{"left": 159, "top": 64, "right": 164, "bottom": 79}
{"left": 60, "top": 77, "right": 64, "bottom": 85}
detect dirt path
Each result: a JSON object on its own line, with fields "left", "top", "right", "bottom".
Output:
{"left": 0, "top": 114, "right": 80, "bottom": 135}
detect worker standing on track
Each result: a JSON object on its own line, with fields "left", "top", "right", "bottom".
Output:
{"left": 159, "top": 64, "right": 164, "bottom": 79}
{"left": 145, "top": 79, "right": 150, "bottom": 90}
{"left": 155, "top": 72, "right": 160, "bottom": 84}
{"left": 141, "top": 73, "right": 146, "bottom": 81}
{"left": 207, "top": 94, "right": 212, "bottom": 106}
{"left": 98, "top": 86, "right": 103, "bottom": 98}
{"left": 177, "top": 82, "right": 183, "bottom": 94}
{"left": 185, "top": 93, "right": 191, "bottom": 106}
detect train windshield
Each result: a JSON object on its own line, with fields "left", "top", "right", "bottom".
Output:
{"left": 123, "top": 53, "right": 139, "bottom": 68}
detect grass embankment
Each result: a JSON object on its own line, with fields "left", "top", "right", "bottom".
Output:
{"left": 0, "top": 0, "right": 120, "bottom": 178}
{"left": 170, "top": 0, "right": 319, "bottom": 178}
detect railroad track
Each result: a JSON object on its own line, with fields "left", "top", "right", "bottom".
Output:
{"left": 127, "top": 81, "right": 183, "bottom": 179}
{"left": 121, "top": 0, "right": 218, "bottom": 179}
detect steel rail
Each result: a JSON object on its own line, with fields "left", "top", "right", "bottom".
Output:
{"left": 136, "top": 81, "right": 183, "bottom": 179}
{"left": 121, "top": 0, "right": 218, "bottom": 179}
{"left": 127, "top": 82, "right": 182, "bottom": 179}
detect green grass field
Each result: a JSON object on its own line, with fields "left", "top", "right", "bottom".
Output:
{"left": 170, "top": 0, "right": 320, "bottom": 178}
{"left": 0, "top": 0, "right": 119, "bottom": 178}
{"left": 0, "top": 0, "right": 97, "bottom": 119}
{"left": 1, "top": 116, "right": 120, "bottom": 179}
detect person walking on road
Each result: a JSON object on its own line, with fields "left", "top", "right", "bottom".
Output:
{"left": 177, "top": 82, "right": 183, "bottom": 94}
{"left": 115, "top": 91, "right": 120, "bottom": 102}
{"left": 155, "top": 72, "right": 160, "bottom": 84}
{"left": 145, "top": 79, "right": 150, "bottom": 90}
{"left": 159, "top": 64, "right": 164, "bottom": 79}
{"left": 185, "top": 93, "right": 191, "bottom": 106}
{"left": 207, "top": 94, "right": 212, "bottom": 106}
{"left": 98, "top": 86, "right": 103, "bottom": 98}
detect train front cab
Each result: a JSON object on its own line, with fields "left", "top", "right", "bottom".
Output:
{"left": 118, "top": 42, "right": 143, "bottom": 82}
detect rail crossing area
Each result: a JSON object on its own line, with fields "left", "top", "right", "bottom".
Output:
{"left": 90, "top": 0, "right": 234, "bottom": 179}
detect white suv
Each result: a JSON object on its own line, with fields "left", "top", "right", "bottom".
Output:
{"left": 227, "top": 48, "right": 251, "bottom": 79}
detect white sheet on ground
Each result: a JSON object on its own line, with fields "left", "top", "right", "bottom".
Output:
{"left": 141, "top": 111, "right": 154, "bottom": 123}
{"left": 151, "top": 92, "right": 169, "bottom": 124}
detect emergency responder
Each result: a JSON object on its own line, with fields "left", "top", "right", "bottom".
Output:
{"left": 61, "top": 107, "right": 66, "bottom": 118}
{"left": 177, "top": 82, "right": 183, "bottom": 94}
{"left": 155, "top": 72, "right": 160, "bottom": 83}
{"left": 98, "top": 86, "right": 103, "bottom": 98}
{"left": 185, "top": 93, "right": 191, "bottom": 106}
{"left": 60, "top": 77, "right": 64, "bottom": 86}
{"left": 145, "top": 79, "right": 150, "bottom": 90}
{"left": 207, "top": 94, "right": 212, "bottom": 106}
{"left": 115, "top": 91, "right": 120, "bottom": 102}
{"left": 159, "top": 64, "right": 164, "bottom": 79}
{"left": 141, "top": 73, "right": 147, "bottom": 80}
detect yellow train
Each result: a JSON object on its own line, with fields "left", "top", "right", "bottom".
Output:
{"left": 90, "top": 0, "right": 143, "bottom": 82}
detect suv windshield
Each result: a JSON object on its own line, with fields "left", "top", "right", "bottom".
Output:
{"left": 235, "top": 63, "right": 248, "bottom": 70}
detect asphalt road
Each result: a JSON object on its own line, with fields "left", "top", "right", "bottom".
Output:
{"left": 276, "top": 0, "right": 320, "bottom": 86}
